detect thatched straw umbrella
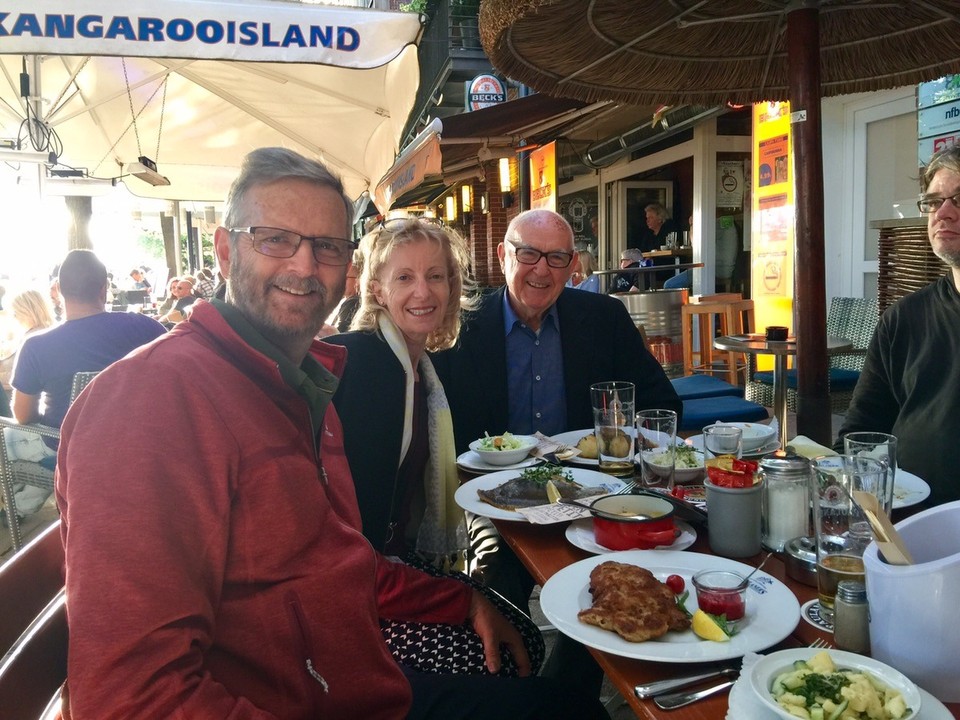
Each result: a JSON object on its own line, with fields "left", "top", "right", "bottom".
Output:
{"left": 480, "top": 0, "right": 960, "bottom": 443}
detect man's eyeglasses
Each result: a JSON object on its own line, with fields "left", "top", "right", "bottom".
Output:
{"left": 917, "top": 192, "right": 960, "bottom": 214}
{"left": 229, "top": 227, "right": 357, "bottom": 266}
{"left": 377, "top": 216, "right": 445, "bottom": 234}
{"left": 506, "top": 239, "right": 574, "bottom": 269}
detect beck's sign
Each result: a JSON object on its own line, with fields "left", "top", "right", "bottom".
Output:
{"left": 467, "top": 74, "right": 505, "bottom": 111}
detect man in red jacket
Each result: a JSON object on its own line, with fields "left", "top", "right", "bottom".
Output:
{"left": 56, "top": 148, "right": 605, "bottom": 719}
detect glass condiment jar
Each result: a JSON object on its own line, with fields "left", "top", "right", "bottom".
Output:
{"left": 759, "top": 452, "right": 812, "bottom": 552}
{"left": 833, "top": 580, "right": 870, "bottom": 653}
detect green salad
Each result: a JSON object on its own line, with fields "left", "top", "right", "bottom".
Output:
{"left": 479, "top": 431, "right": 525, "bottom": 451}
{"left": 650, "top": 444, "right": 703, "bottom": 468}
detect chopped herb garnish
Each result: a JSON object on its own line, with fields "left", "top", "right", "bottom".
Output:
{"left": 519, "top": 464, "right": 575, "bottom": 485}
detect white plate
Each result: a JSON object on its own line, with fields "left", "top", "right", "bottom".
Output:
{"left": 565, "top": 518, "right": 697, "bottom": 554}
{"left": 539, "top": 550, "right": 800, "bottom": 663}
{"left": 728, "top": 656, "right": 948, "bottom": 720}
{"left": 454, "top": 467, "right": 625, "bottom": 521}
{"left": 749, "top": 648, "right": 923, "bottom": 720}
{"left": 893, "top": 469, "right": 931, "bottom": 509}
{"left": 686, "top": 434, "right": 781, "bottom": 458}
{"left": 635, "top": 449, "right": 705, "bottom": 484}
{"left": 550, "top": 429, "right": 599, "bottom": 466}
{"left": 456, "top": 450, "right": 541, "bottom": 474}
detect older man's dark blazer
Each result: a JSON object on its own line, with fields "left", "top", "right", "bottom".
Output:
{"left": 431, "top": 287, "right": 682, "bottom": 453}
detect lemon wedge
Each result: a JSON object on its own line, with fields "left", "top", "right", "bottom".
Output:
{"left": 691, "top": 610, "right": 731, "bottom": 642}
{"left": 545, "top": 479, "right": 562, "bottom": 504}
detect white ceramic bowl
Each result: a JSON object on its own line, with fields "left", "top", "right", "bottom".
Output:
{"left": 749, "top": 648, "right": 921, "bottom": 720}
{"left": 704, "top": 422, "right": 776, "bottom": 452}
{"left": 468, "top": 434, "right": 538, "bottom": 466}
{"left": 636, "top": 448, "right": 704, "bottom": 483}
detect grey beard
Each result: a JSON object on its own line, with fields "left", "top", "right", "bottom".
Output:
{"left": 933, "top": 246, "right": 960, "bottom": 268}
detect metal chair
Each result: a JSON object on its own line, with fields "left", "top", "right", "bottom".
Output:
{"left": 70, "top": 371, "right": 99, "bottom": 404}
{"left": 744, "top": 297, "right": 879, "bottom": 414}
{"left": 0, "top": 418, "right": 60, "bottom": 552}
{"left": 0, "top": 521, "right": 66, "bottom": 719}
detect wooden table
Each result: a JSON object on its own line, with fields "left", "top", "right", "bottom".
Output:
{"left": 712, "top": 334, "right": 852, "bottom": 449}
{"left": 491, "top": 516, "right": 960, "bottom": 719}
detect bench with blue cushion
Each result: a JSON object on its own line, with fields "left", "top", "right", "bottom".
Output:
{"left": 679, "top": 395, "right": 769, "bottom": 432}
{"left": 671, "top": 375, "right": 744, "bottom": 400}
{"left": 751, "top": 367, "right": 861, "bottom": 391}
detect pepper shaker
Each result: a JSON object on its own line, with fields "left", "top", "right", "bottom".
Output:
{"left": 759, "top": 453, "right": 811, "bottom": 551}
{"left": 833, "top": 580, "right": 870, "bottom": 654}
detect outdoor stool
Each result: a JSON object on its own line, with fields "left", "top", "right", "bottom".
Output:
{"left": 681, "top": 295, "right": 754, "bottom": 385}
{"left": 679, "top": 395, "right": 768, "bottom": 432}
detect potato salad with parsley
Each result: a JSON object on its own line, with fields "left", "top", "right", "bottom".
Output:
{"left": 770, "top": 651, "right": 912, "bottom": 720}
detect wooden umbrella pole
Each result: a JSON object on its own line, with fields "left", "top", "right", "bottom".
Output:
{"left": 788, "top": 3, "right": 831, "bottom": 445}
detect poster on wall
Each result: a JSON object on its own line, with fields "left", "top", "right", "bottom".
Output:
{"left": 529, "top": 142, "right": 556, "bottom": 211}
{"left": 918, "top": 75, "right": 960, "bottom": 165}
{"left": 751, "top": 102, "right": 795, "bottom": 363}
{"left": 717, "top": 160, "right": 744, "bottom": 208}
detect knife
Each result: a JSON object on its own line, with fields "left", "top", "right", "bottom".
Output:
{"left": 653, "top": 678, "right": 737, "bottom": 709}
{"left": 634, "top": 666, "right": 739, "bottom": 698}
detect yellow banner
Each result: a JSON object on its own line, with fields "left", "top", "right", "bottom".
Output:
{"left": 529, "top": 142, "right": 557, "bottom": 211}
{"left": 751, "top": 102, "right": 794, "bottom": 368}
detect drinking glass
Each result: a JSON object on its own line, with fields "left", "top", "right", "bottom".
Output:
{"left": 702, "top": 424, "right": 742, "bottom": 460}
{"left": 590, "top": 381, "right": 635, "bottom": 477}
{"left": 812, "top": 455, "right": 886, "bottom": 621}
{"left": 843, "top": 432, "right": 897, "bottom": 515}
{"left": 636, "top": 409, "right": 678, "bottom": 491}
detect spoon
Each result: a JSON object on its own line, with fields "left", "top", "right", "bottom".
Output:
{"left": 738, "top": 551, "right": 774, "bottom": 587}
{"left": 557, "top": 497, "right": 653, "bottom": 521}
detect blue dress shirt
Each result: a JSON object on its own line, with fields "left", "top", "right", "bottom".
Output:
{"left": 503, "top": 295, "right": 567, "bottom": 435}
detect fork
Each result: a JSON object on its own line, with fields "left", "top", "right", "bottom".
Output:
{"left": 809, "top": 637, "right": 833, "bottom": 649}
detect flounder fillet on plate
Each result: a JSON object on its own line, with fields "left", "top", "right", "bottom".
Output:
{"left": 477, "top": 470, "right": 605, "bottom": 511}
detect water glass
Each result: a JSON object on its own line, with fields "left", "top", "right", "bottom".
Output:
{"left": 636, "top": 409, "right": 678, "bottom": 491}
{"left": 843, "top": 432, "right": 897, "bottom": 515}
{"left": 702, "top": 424, "right": 742, "bottom": 460}
{"left": 590, "top": 381, "right": 635, "bottom": 477}
{"left": 811, "top": 454, "right": 886, "bottom": 621}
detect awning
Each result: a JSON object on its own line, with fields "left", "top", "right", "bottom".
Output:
{"left": 377, "top": 93, "right": 589, "bottom": 211}
{"left": 0, "top": 0, "right": 423, "bottom": 202}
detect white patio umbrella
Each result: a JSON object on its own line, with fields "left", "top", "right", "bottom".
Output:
{"left": 0, "top": 0, "right": 423, "bottom": 202}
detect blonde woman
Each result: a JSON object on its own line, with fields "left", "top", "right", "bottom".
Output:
{"left": 1, "top": 289, "right": 55, "bottom": 392}
{"left": 323, "top": 218, "right": 476, "bottom": 566}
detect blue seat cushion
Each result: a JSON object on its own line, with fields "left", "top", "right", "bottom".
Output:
{"left": 680, "top": 396, "right": 769, "bottom": 431}
{"left": 671, "top": 375, "right": 743, "bottom": 400}
{"left": 752, "top": 368, "right": 861, "bottom": 391}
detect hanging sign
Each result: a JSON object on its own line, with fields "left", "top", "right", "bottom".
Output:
{"left": 528, "top": 141, "right": 556, "bottom": 211}
{"left": 466, "top": 74, "right": 506, "bottom": 111}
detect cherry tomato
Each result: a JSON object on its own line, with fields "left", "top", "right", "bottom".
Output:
{"left": 665, "top": 574, "right": 685, "bottom": 594}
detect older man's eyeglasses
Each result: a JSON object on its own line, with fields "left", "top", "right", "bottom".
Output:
{"left": 917, "top": 192, "right": 960, "bottom": 214}
{"left": 229, "top": 227, "right": 357, "bottom": 266}
{"left": 506, "top": 239, "right": 574, "bottom": 268}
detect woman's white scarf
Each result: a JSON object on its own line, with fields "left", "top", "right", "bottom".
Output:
{"left": 377, "top": 315, "right": 466, "bottom": 567}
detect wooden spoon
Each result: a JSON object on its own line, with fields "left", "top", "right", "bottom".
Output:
{"left": 852, "top": 490, "right": 914, "bottom": 565}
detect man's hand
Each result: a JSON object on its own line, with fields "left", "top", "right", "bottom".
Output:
{"left": 466, "top": 589, "right": 531, "bottom": 676}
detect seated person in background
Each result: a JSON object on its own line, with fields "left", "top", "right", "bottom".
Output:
{"left": 610, "top": 247, "right": 649, "bottom": 293}
{"left": 129, "top": 267, "right": 151, "bottom": 294}
{"left": 640, "top": 203, "right": 678, "bottom": 252}
{"left": 570, "top": 250, "right": 600, "bottom": 292}
{"left": 330, "top": 246, "right": 363, "bottom": 332}
{"left": 155, "top": 277, "right": 180, "bottom": 316}
{"left": 158, "top": 278, "right": 197, "bottom": 325}
{"left": 326, "top": 218, "right": 475, "bottom": 564}
{"left": 836, "top": 143, "right": 960, "bottom": 507}
{"left": 56, "top": 146, "right": 602, "bottom": 719}
{"left": 11, "top": 249, "right": 166, "bottom": 428}
{"left": 193, "top": 267, "right": 217, "bottom": 299}
{"left": 1, "top": 289, "right": 55, "bottom": 393}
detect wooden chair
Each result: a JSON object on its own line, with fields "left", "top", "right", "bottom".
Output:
{"left": 681, "top": 294, "right": 755, "bottom": 385}
{"left": 0, "top": 520, "right": 66, "bottom": 719}
{"left": 744, "top": 297, "right": 879, "bottom": 414}
{"left": 0, "top": 418, "right": 60, "bottom": 552}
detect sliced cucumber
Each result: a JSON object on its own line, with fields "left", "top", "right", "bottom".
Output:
{"left": 827, "top": 699, "right": 848, "bottom": 720}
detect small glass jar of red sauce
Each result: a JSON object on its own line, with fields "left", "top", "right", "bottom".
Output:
{"left": 692, "top": 569, "right": 747, "bottom": 621}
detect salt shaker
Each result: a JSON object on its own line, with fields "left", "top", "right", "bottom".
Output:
{"left": 834, "top": 580, "right": 870, "bottom": 654}
{"left": 759, "top": 453, "right": 811, "bottom": 551}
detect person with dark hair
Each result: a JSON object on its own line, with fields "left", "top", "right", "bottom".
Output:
{"left": 837, "top": 143, "right": 960, "bottom": 506}
{"left": 11, "top": 249, "right": 165, "bottom": 427}
{"left": 56, "top": 148, "right": 605, "bottom": 719}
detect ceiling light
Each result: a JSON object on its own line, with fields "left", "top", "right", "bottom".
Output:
{"left": 0, "top": 148, "right": 57, "bottom": 164}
